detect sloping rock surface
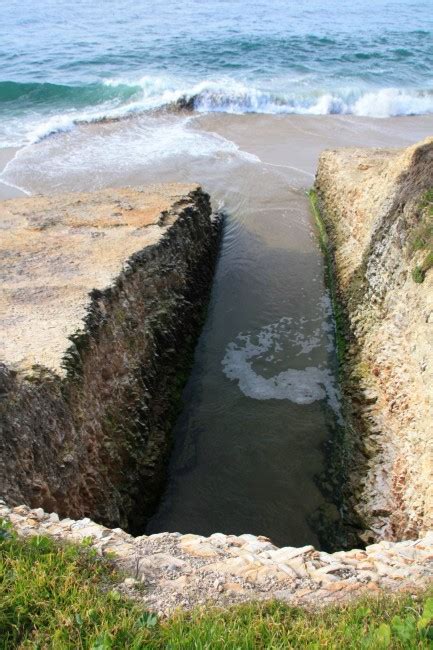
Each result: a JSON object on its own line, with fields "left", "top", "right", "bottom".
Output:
{"left": 0, "top": 184, "right": 221, "bottom": 532}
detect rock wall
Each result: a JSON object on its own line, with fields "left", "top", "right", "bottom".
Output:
{"left": 0, "top": 184, "right": 221, "bottom": 533}
{"left": 315, "top": 137, "right": 433, "bottom": 543}
{"left": 2, "top": 502, "right": 432, "bottom": 615}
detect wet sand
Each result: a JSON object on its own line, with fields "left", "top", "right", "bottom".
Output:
{"left": 2, "top": 113, "right": 433, "bottom": 197}
{"left": 0, "top": 147, "right": 26, "bottom": 199}
{"left": 195, "top": 113, "right": 433, "bottom": 182}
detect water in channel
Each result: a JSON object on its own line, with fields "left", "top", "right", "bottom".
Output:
{"left": 145, "top": 116, "right": 341, "bottom": 549}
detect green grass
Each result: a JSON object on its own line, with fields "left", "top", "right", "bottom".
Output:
{"left": 0, "top": 520, "right": 155, "bottom": 649}
{"left": 1, "top": 520, "right": 433, "bottom": 649}
{"left": 411, "top": 190, "right": 433, "bottom": 283}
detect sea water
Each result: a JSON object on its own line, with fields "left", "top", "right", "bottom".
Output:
{"left": 1, "top": 0, "right": 433, "bottom": 147}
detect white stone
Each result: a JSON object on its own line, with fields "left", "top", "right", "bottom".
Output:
{"left": 71, "top": 518, "right": 92, "bottom": 529}
{"left": 314, "top": 564, "right": 352, "bottom": 576}
{"left": 31, "top": 508, "right": 45, "bottom": 521}
{"left": 124, "top": 578, "right": 138, "bottom": 587}
{"left": 276, "top": 563, "right": 298, "bottom": 578}
{"left": 269, "top": 546, "right": 314, "bottom": 563}
{"left": 73, "top": 525, "right": 106, "bottom": 540}
{"left": 244, "top": 541, "right": 275, "bottom": 554}
{"left": 138, "top": 553, "right": 186, "bottom": 573}
{"left": 239, "top": 534, "right": 258, "bottom": 543}
{"left": 417, "top": 531, "right": 433, "bottom": 544}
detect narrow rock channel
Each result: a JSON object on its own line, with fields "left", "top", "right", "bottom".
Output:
{"left": 147, "top": 181, "right": 341, "bottom": 550}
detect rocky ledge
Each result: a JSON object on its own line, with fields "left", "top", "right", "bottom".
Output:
{"left": 0, "top": 184, "right": 221, "bottom": 533}
{"left": 315, "top": 137, "right": 433, "bottom": 543}
{"left": 2, "top": 502, "right": 432, "bottom": 615}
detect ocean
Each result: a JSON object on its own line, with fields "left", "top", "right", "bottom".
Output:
{"left": 1, "top": 0, "right": 433, "bottom": 147}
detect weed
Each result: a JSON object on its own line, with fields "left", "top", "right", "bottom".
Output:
{"left": 308, "top": 189, "right": 347, "bottom": 364}
{"left": 411, "top": 189, "right": 433, "bottom": 283}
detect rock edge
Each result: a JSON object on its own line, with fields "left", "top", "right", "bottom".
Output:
{"left": 315, "top": 137, "right": 433, "bottom": 543}
{"left": 0, "top": 184, "right": 222, "bottom": 533}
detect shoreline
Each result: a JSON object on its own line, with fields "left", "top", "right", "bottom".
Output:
{"left": 2, "top": 112, "right": 433, "bottom": 199}
{"left": 0, "top": 146, "right": 27, "bottom": 199}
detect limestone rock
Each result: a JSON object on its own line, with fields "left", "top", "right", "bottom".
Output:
{"left": 0, "top": 184, "right": 221, "bottom": 533}
{"left": 315, "top": 137, "right": 433, "bottom": 541}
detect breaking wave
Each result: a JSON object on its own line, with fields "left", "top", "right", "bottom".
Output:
{"left": 2, "top": 76, "right": 433, "bottom": 146}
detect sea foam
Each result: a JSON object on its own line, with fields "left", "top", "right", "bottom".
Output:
{"left": 0, "top": 115, "right": 260, "bottom": 194}
{"left": 2, "top": 76, "right": 433, "bottom": 148}
{"left": 222, "top": 313, "right": 342, "bottom": 418}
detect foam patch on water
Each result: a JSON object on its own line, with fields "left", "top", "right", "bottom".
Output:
{"left": 222, "top": 312, "right": 341, "bottom": 418}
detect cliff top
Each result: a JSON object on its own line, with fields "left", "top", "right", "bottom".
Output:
{"left": 315, "top": 136, "right": 433, "bottom": 541}
{"left": 0, "top": 183, "right": 201, "bottom": 375}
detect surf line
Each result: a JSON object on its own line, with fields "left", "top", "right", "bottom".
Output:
{"left": 262, "top": 161, "right": 315, "bottom": 178}
{"left": 0, "top": 148, "right": 31, "bottom": 196}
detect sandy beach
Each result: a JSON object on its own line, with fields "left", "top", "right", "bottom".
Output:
{"left": 2, "top": 112, "right": 433, "bottom": 197}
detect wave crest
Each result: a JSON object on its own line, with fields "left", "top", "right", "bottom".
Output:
{"left": 2, "top": 76, "right": 433, "bottom": 146}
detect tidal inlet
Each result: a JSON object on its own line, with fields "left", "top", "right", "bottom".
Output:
{"left": 1, "top": 0, "right": 432, "bottom": 643}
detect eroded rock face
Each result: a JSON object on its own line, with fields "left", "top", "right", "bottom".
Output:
{"left": 315, "top": 138, "right": 433, "bottom": 542}
{"left": 2, "top": 502, "right": 432, "bottom": 615}
{"left": 0, "top": 184, "right": 221, "bottom": 532}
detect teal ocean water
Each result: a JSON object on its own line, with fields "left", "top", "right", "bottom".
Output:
{"left": 1, "top": 0, "right": 433, "bottom": 146}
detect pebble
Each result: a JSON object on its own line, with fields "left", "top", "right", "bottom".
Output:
{"left": 124, "top": 578, "right": 138, "bottom": 587}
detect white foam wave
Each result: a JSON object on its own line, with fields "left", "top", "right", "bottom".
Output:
{"left": 3, "top": 77, "right": 433, "bottom": 148}
{"left": 0, "top": 116, "right": 260, "bottom": 194}
{"left": 352, "top": 88, "right": 433, "bottom": 118}
{"left": 195, "top": 84, "right": 433, "bottom": 118}
{"left": 28, "top": 113, "right": 79, "bottom": 142}
{"left": 222, "top": 315, "right": 341, "bottom": 417}
{"left": 104, "top": 76, "right": 433, "bottom": 118}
